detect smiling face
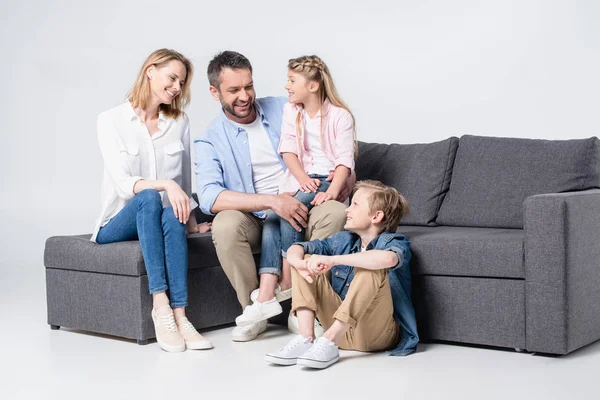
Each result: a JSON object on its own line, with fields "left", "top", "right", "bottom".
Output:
{"left": 285, "top": 69, "right": 318, "bottom": 105}
{"left": 344, "top": 188, "right": 381, "bottom": 233}
{"left": 147, "top": 60, "right": 187, "bottom": 105}
{"left": 209, "top": 67, "right": 256, "bottom": 124}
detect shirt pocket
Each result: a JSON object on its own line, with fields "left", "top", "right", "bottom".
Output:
{"left": 119, "top": 144, "right": 140, "bottom": 175}
{"left": 331, "top": 266, "right": 350, "bottom": 296}
{"left": 162, "top": 140, "right": 184, "bottom": 179}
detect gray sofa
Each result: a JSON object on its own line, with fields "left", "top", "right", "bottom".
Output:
{"left": 45, "top": 134, "right": 600, "bottom": 354}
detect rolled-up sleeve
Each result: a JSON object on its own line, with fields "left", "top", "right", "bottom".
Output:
{"left": 97, "top": 114, "right": 142, "bottom": 200}
{"left": 385, "top": 237, "right": 411, "bottom": 271}
{"left": 194, "top": 137, "right": 226, "bottom": 215}
{"left": 333, "top": 111, "right": 355, "bottom": 170}
{"left": 278, "top": 102, "right": 299, "bottom": 155}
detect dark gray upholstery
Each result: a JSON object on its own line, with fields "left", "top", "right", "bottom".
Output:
{"left": 399, "top": 226, "right": 524, "bottom": 278}
{"left": 44, "top": 135, "right": 600, "bottom": 356}
{"left": 356, "top": 138, "right": 458, "bottom": 226}
{"left": 524, "top": 189, "right": 600, "bottom": 354}
{"left": 437, "top": 135, "right": 600, "bottom": 228}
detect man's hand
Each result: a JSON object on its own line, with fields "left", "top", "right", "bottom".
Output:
{"left": 271, "top": 193, "right": 309, "bottom": 232}
{"left": 306, "top": 255, "right": 335, "bottom": 276}
{"left": 326, "top": 170, "right": 356, "bottom": 202}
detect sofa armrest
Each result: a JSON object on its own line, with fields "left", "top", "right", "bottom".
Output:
{"left": 524, "top": 189, "right": 600, "bottom": 354}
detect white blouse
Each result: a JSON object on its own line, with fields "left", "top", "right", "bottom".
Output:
{"left": 92, "top": 101, "right": 191, "bottom": 242}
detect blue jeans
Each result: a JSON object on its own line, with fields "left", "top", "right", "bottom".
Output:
{"left": 259, "top": 175, "right": 331, "bottom": 275}
{"left": 96, "top": 189, "right": 189, "bottom": 307}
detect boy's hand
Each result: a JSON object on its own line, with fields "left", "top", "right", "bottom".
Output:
{"left": 299, "top": 176, "right": 321, "bottom": 193}
{"left": 293, "top": 260, "right": 314, "bottom": 284}
{"left": 311, "top": 192, "right": 334, "bottom": 206}
{"left": 307, "top": 255, "right": 335, "bottom": 275}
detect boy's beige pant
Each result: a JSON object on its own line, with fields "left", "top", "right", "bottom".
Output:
{"left": 291, "top": 267, "right": 399, "bottom": 352}
{"left": 211, "top": 201, "right": 347, "bottom": 308}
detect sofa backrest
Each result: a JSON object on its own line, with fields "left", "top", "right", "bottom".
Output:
{"left": 436, "top": 135, "right": 600, "bottom": 228}
{"left": 356, "top": 137, "right": 459, "bottom": 226}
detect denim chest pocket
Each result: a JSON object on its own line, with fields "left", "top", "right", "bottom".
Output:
{"left": 119, "top": 144, "right": 140, "bottom": 175}
{"left": 162, "top": 140, "right": 184, "bottom": 178}
{"left": 331, "top": 266, "right": 351, "bottom": 296}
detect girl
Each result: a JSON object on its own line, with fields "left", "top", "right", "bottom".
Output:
{"left": 93, "top": 49, "right": 212, "bottom": 352}
{"left": 235, "top": 55, "right": 356, "bottom": 327}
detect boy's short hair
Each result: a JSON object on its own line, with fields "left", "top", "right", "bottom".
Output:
{"left": 354, "top": 180, "right": 409, "bottom": 233}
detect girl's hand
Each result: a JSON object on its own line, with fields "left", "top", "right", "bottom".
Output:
{"left": 299, "top": 176, "right": 321, "bottom": 193}
{"left": 165, "top": 180, "right": 190, "bottom": 224}
{"left": 311, "top": 192, "right": 334, "bottom": 206}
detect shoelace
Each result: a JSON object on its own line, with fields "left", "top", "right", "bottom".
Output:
{"left": 159, "top": 313, "right": 178, "bottom": 333}
{"left": 280, "top": 337, "right": 309, "bottom": 353}
{"left": 307, "top": 341, "right": 333, "bottom": 357}
{"left": 179, "top": 320, "right": 198, "bottom": 333}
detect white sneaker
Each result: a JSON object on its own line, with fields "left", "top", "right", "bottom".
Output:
{"left": 250, "top": 284, "right": 292, "bottom": 303}
{"left": 265, "top": 335, "right": 314, "bottom": 366}
{"left": 287, "top": 311, "right": 325, "bottom": 338}
{"left": 151, "top": 306, "right": 185, "bottom": 353}
{"left": 235, "top": 298, "right": 282, "bottom": 327}
{"left": 297, "top": 337, "right": 340, "bottom": 369}
{"left": 231, "top": 320, "right": 268, "bottom": 342}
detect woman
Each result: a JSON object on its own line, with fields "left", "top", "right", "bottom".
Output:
{"left": 92, "top": 49, "right": 212, "bottom": 352}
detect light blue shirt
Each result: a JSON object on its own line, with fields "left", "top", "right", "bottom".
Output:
{"left": 194, "top": 97, "right": 288, "bottom": 217}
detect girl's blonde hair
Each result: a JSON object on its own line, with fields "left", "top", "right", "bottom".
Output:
{"left": 127, "top": 48, "right": 193, "bottom": 119}
{"left": 287, "top": 55, "right": 357, "bottom": 157}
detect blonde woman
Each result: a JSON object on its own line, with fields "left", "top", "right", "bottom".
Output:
{"left": 92, "top": 49, "right": 212, "bottom": 352}
{"left": 235, "top": 55, "right": 356, "bottom": 326}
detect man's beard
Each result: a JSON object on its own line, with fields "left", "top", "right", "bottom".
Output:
{"left": 221, "top": 98, "right": 255, "bottom": 120}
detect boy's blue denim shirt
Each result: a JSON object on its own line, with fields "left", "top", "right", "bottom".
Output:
{"left": 295, "top": 230, "right": 419, "bottom": 356}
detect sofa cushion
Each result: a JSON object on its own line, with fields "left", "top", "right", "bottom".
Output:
{"left": 399, "top": 226, "right": 524, "bottom": 279}
{"left": 45, "top": 233, "right": 220, "bottom": 277}
{"left": 436, "top": 135, "right": 600, "bottom": 228}
{"left": 356, "top": 138, "right": 458, "bottom": 226}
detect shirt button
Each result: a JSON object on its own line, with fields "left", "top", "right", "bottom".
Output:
{"left": 346, "top": 284, "right": 349, "bottom": 287}
{"left": 247, "top": 163, "right": 250, "bottom": 166}
{"left": 244, "top": 141, "right": 247, "bottom": 144}
{"left": 335, "top": 271, "right": 339, "bottom": 276}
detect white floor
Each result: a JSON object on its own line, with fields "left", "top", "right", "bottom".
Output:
{"left": 5, "top": 267, "right": 600, "bottom": 400}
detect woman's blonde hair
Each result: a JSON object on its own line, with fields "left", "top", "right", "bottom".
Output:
{"left": 287, "top": 55, "right": 357, "bottom": 157}
{"left": 127, "top": 48, "right": 193, "bottom": 119}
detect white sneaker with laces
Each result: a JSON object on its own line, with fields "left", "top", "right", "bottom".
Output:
{"left": 177, "top": 317, "right": 213, "bottom": 350}
{"left": 287, "top": 311, "right": 325, "bottom": 338}
{"left": 297, "top": 337, "right": 340, "bottom": 369}
{"left": 151, "top": 306, "right": 185, "bottom": 353}
{"left": 235, "top": 298, "right": 282, "bottom": 326}
{"left": 250, "top": 284, "right": 292, "bottom": 303}
{"left": 231, "top": 319, "right": 268, "bottom": 342}
{"left": 265, "top": 335, "right": 314, "bottom": 366}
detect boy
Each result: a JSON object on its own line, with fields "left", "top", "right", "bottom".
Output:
{"left": 265, "top": 180, "right": 415, "bottom": 369}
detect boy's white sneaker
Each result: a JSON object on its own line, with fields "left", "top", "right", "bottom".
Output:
{"left": 235, "top": 298, "right": 282, "bottom": 326}
{"left": 265, "top": 335, "right": 314, "bottom": 365}
{"left": 297, "top": 337, "right": 340, "bottom": 369}
{"left": 287, "top": 311, "right": 325, "bottom": 338}
{"left": 231, "top": 320, "right": 268, "bottom": 342}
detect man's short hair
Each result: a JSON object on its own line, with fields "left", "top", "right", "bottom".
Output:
{"left": 354, "top": 180, "right": 409, "bottom": 233}
{"left": 207, "top": 51, "right": 253, "bottom": 89}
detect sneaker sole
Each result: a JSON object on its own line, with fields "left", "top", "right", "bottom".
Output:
{"left": 235, "top": 308, "right": 283, "bottom": 327}
{"left": 297, "top": 355, "right": 339, "bottom": 369}
{"left": 250, "top": 289, "right": 292, "bottom": 303}
{"left": 186, "top": 341, "right": 214, "bottom": 350}
{"left": 231, "top": 324, "right": 268, "bottom": 342}
{"left": 264, "top": 355, "right": 297, "bottom": 366}
{"left": 157, "top": 340, "right": 186, "bottom": 353}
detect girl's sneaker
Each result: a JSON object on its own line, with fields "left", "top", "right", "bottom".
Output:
{"left": 235, "top": 298, "right": 282, "bottom": 326}
{"left": 176, "top": 317, "right": 213, "bottom": 350}
{"left": 151, "top": 305, "right": 185, "bottom": 353}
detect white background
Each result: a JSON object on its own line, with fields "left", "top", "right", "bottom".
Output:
{"left": 2, "top": 0, "right": 599, "bottom": 272}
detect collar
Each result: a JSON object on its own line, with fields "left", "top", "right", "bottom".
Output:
{"left": 293, "top": 99, "right": 332, "bottom": 118}
{"left": 219, "top": 101, "right": 269, "bottom": 137}
{"left": 124, "top": 101, "right": 168, "bottom": 125}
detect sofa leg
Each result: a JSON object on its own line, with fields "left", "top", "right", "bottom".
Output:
{"left": 50, "top": 325, "right": 60, "bottom": 330}
{"left": 137, "top": 339, "right": 149, "bottom": 346}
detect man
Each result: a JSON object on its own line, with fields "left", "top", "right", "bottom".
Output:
{"left": 194, "top": 51, "right": 352, "bottom": 342}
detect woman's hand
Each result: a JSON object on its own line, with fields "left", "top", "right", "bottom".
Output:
{"left": 311, "top": 191, "right": 334, "bottom": 206}
{"left": 165, "top": 180, "right": 190, "bottom": 224}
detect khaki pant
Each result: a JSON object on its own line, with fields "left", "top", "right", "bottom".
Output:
{"left": 211, "top": 201, "right": 346, "bottom": 308}
{"left": 291, "top": 267, "right": 399, "bottom": 352}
